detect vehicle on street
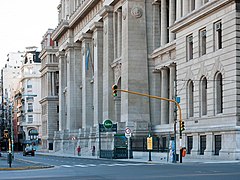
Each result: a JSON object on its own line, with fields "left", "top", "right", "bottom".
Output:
{"left": 23, "top": 145, "right": 35, "bottom": 156}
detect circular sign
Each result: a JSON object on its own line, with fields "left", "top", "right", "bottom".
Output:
{"left": 103, "top": 119, "right": 113, "bottom": 129}
{"left": 125, "top": 128, "right": 131, "bottom": 134}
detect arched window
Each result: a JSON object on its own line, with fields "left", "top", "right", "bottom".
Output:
{"left": 200, "top": 76, "right": 207, "bottom": 116}
{"left": 215, "top": 72, "right": 223, "bottom": 114}
{"left": 187, "top": 80, "right": 194, "bottom": 118}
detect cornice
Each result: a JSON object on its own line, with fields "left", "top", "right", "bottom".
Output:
{"left": 99, "top": 5, "right": 114, "bottom": 18}
{"left": 52, "top": 20, "right": 69, "bottom": 41}
{"left": 171, "top": 0, "right": 234, "bottom": 33}
{"left": 151, "top": 40, "right": 176, "bottom": 59}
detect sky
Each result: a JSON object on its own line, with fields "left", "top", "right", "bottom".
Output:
{"left": 0, "top": 0, "right": 60, "bottom": 68}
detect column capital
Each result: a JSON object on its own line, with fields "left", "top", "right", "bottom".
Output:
{"left": 78, "top": 33, "right": 92, "bottom": 42}
{"left": 152, "top": 0, "right": 160, "bottom": 5}
{"left": 99, "top": 5, "right": 114, "bottom": 18}
{"left": 90, "top": 22, "right": 103, "bottom": 32}
{"left": 56, "top": 51, "right": 65, "bottom": 58}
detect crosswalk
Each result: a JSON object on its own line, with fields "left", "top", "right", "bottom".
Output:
{"left": 60, "top": 163, "right": 156, "bottom": 168}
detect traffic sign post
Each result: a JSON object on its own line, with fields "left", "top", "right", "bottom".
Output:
{"left": 125, "top": 128, "right": 132, "bottom": 159}
{"left": 147, "top": 135, "right": 153, "bottom": 161}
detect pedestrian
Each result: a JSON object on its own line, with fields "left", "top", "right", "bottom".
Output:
{"left": 92, "top": 146, "right": 95, "bottom": 156}
{"left": 77, "top": 145, "right": 81, "bottom": 156}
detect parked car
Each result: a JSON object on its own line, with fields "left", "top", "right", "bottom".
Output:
{"left": 23, "top": 145, "right": 35, "bottom": 156}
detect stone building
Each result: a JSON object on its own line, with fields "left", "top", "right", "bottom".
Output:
{"left": 50, "top": 0, "right": 240, "bottom": 160}
{"left": 39, "top": 29, "right": 59, "bottom": 151}
{"left": 20, "top": 47, "right": 42, "bottom": 145}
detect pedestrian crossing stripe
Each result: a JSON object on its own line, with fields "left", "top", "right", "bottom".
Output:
{"left": 61, "top": 163, "right": 156, "bottom": 168}
{"left": 61, "top": 165, "right": 72, "bottom": 167}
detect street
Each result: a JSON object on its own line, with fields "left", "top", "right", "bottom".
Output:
{"left": 0, "top": 153, "right": 240, "bottom": 180}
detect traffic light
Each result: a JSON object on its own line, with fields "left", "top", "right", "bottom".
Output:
{"left": 180, "top": 121, "right": 185, "bottom": 132}
{"left": 112, "top": 84, "right": 118, "bottom": 97}
{"left": 4, "top": 130, "right": 9, "bottom": 139}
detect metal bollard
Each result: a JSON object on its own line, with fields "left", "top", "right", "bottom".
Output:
{"left": 7, "top": 152, "right": 12, "bottom": 167}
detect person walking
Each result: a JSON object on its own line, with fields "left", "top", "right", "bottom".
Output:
{"left": 77, "top": 145, "right": 81, "bottom": 156}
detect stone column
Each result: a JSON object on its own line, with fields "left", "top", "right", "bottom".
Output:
{"left": 66, "top": 42, "right": 80, "bottom": 130}
{"left": 48, "top": 72, "right": 51, "bottom": 96}
{"left": 169, "top": 0, "right": 176, "bottom": 42}
{"left": 205, "top": 132, "right": 213, "bottom": 157}
{"left": 100, "top": 6, "right": 115, "bottom": 121}
{"left": 117, "top": 9, "right": 122, "bottom": 58}
{"left": 113, "top": 12, "right": 117, "bottom": 59}
{"left": 169, "top": 64, "right": 176, "bottom": 124}
{"left": 90, "top": 22, "right": 104, "bottom": 127}
{"left": 195, "top": 0, "right": 202, "bottom": 9}
{"left": 150, "top": 69, "right": 161, "bottom": 126}
{"left": 161, "top": 67, "right": 169, "bottom": 124}
{"left": 161, "top": 0, "right": 168, "bottom": 46}
{"left": 52, "top": 72, "right": 55, "bottom": 96}
{"left": 152, "top": 1, "right": 161, "bottom": 49}
{"left": 57, "top": 51, "right": 67, "bottom": 131}
{"left": 176, "top": 0, "right": 182, "bottom": 20}
{"left": 80, "top": 33, "right": 94, "bottom": 128}
{"left": 121, "top": 0, "right": 150, "bottom": 123}
{"left": 73, "top": 43, "right": 82, "bottom": 129}
{"left": 183, "top": 0, "right": 189, "bottom": 17}
{"left": 191, "top": 133, "right": 199, "bottom": 156}
{"left": 114, "top": 97, "right": 121, "bottom": 123}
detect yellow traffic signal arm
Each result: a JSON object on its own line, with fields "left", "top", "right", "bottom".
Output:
{"left": 115, "top": 88, "right": 182, "bottom": 125}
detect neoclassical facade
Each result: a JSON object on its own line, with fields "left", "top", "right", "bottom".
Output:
{"left": 49, "top": 0, "right": 240, "bottom": 160}
{"left": 39, "top": 29, "right": 59, "bottom": 151}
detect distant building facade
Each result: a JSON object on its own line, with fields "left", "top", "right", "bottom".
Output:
{"left": 39, "top": 29, "right": 59, "bottom": 151}
{"left": 49, "top": 0, "right": 240, "bottom": 160}
{"left": 20, "top": 47, "right": 42, "bottom": 144}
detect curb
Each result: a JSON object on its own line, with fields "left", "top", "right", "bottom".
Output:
{"left": 0, "top": 165, "right": 54, "bottom": 171}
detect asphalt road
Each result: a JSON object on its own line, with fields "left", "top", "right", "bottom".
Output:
{"left": 1, "top": 152, "right": 240, "bottom": 180}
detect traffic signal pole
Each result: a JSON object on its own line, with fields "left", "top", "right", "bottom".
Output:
{"left": 113, "top": 87, "right": 183, "bottom": 163}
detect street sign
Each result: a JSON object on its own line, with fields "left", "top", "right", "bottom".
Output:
{"left": 147, "top": 137, "right": 153, "bottom": 150}
{"left": 125, "top": 128, "right": 131, "bottom": 138}
{"left": 103, "top": 119, "right": 113, "bottom": 129}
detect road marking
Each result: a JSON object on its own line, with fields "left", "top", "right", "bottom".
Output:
{"left": 88, "top": 164, "right": 97, "bottom": 167}
{"left": 61, "top": 163, "right": 157, "bottom": 168}
{"left": 203, "top": 161, "right": 240, "bottom": 164}
{"left": 75, "top": 165, "right": 88, "bottom": 167}
{"left": 61, "top": 165, "right": 72, "bottom": 168}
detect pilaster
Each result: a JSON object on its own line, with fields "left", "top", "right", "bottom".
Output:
{"left": 79, "top": 33, "right": 94, "bottom": 128}
{"left": 152, "top": 1, "right": 161, "bottom": 49}
{"left": 90, "top": 22, "right": 104, "bottom": 127}
{"left": 161, "top": 67, "right": 169, "bottom": 124}
{"left": 57, "top": 51, "right": 67, "bottom": 131}
{"left": 121, "top": 0, "right": 150, "bottom": 123}
{"left": 100, "top": 6, "right": 115, "bottom": 121}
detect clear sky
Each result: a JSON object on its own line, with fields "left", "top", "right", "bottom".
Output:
{"left": 0, "top": 0, "right": 60, "bottom": 68}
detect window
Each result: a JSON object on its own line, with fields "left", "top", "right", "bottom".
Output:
{"left": 28, "top": 103, "right": 33, "bottom": 112}
{"left": 214, "top": 21, "right": 222, "bottom": 51}
{"left": 187, "top": 35, "right": 193, "bottom": 61}
{"left": 187, "top": 136, "right": 193, "bottom": 154}
{"left": 27, "top": 84, "right": 32, "bottom": 88}
{"left": 200, "top": 77, "right": 207, "bottom": 116}
{"left": 214, "top": 135, "right": 221, "bottom": 155}
{"left": 200, "top": 135, "right": 206, "bottom": 155}
{"left": 190, "top": 0, "right": 195, "bottom": 11}
{"left": 199, "top": 29, "right": 206, "bottom": 56}
{"left": 187, "top": 80, "right": 194, "bottom": 118}
{"left": 26, "top": 97, "right": 34, "bottom": 101}
{"left": 215, "top": 72, "right": 223, "bottom": 114}
{"left": 28, "top": 115, "right": 33, "bottom": 123}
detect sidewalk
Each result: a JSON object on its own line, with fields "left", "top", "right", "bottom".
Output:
{"left": 36, "top": 151, "right": 240, "bottom": 164}
{"left": 0, "top": 152, "right": 53, "bottom": 170}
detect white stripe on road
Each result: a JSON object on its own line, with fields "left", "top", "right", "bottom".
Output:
{"left": 61, "top": 165, "right": 72, "bottom": 168}
{"left": 75, "top": 165, "right": 88, "bottom": 167}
